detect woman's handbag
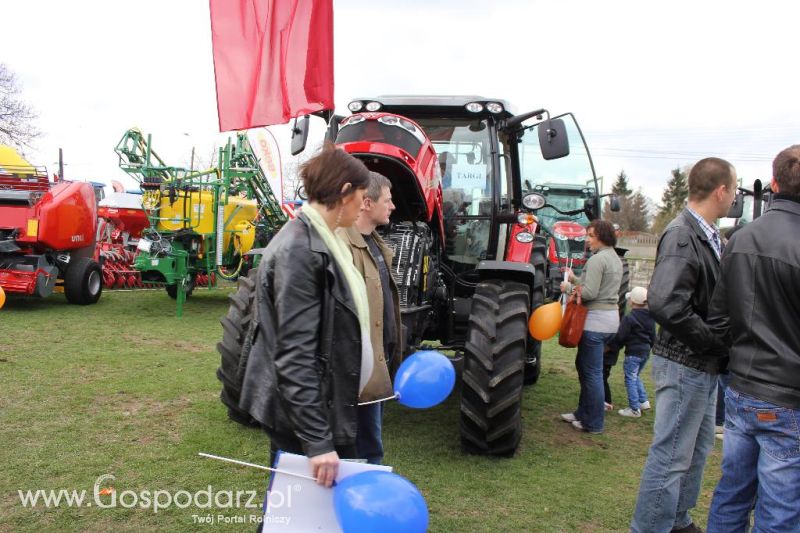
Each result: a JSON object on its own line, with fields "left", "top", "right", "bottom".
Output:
{"left": 559, "top": 286, "right": 587, "bottom": 348}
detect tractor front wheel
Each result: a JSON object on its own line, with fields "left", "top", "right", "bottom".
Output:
{"left": 64, "top": 257, "right": 103, "bottom": 305}
{"left": 460, "top": 279, "right": 529, "bottom": 456}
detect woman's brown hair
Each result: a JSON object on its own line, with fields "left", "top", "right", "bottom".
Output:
{"left": 300, "top": 142, "right": 370, "bottom": 208}
{"left": 588, "top": 219, "right": 617, "bottom": 247}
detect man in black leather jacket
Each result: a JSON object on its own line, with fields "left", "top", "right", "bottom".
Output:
{"left": 706, "top": 145, "right": 800, "bottom": 532}
{"left": 632, "top": 158, "right": 737, "bottom": 533}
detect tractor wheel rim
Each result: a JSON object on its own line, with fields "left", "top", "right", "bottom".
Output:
{"left": 88, "top": 270, "right": 102, "bottom": 295}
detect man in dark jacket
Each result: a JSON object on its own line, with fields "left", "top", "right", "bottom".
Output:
{"left": 706, "top": 145, "right": 800, "bottom": 532}
{"left": 631, "top": 158, "right": 737, "bottom": 533}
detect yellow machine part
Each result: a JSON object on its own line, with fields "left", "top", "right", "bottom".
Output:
{"left": 0, "top": 145, "right": 35, "bottom": 172}
{"left": 157, "top": 191, "right": 258, "bottom": 251}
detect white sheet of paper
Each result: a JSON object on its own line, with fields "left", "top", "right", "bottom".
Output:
{"left": 262, "top": 452, "right": 392, "bottom": 531}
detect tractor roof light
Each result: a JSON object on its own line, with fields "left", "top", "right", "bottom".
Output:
{"left": 365, "top": 101, "right": 382, "bottom": 112}
{"left": 348, "top": 101, "right": 364, "bottom": 112}
{"left": 515, "top": 231, "right": 534, "bottom": 243}
{"left": 486, "top": 102, "right": 504, "bottom": 114}
{"left": 465, "top": 102, "right": 484, "bottom": 113}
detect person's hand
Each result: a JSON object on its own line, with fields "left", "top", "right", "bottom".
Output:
{"left": 310, "top": 451, "right": 339, "bottom": 488}
{"left": 564, "top": 268, "right": 576, "bottom": 283}
{"left": 559, "top": 281, "right": 571, "bottom": 293}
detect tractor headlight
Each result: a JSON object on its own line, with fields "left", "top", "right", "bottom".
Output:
{"left": 486, "top": 102, "right": 504, "bottom": 114}
{"left": 522, "top": 192, "right": 546, "bottom": 210}
{"left": 348, "top": 101, "right": 364, "bottom": 112}
{"left": 554, "top": 233, "right": 569, "bottom": 240}
{"left": 465, "top": 102, "right": 484, "bottom": 113}
{"left": 515, "top": 231, "right": 534, "bottom": 243}
{"left": 365, "top": 101, "right": 382, "bottom": 112}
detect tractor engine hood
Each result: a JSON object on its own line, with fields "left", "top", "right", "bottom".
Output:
{"left": 335, "top": 112, "right": 440, "bottom": 225}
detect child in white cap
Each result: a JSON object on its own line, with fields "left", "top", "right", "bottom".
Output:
{"left": 606, "top": 286, "right": 657, "bottom": 417}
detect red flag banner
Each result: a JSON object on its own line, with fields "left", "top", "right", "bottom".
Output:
{"left": 209, "top": 0, "right": 334, "bottom": 131}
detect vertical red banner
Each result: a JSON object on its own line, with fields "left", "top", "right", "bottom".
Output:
{"left": 209, "top": 0, "right": 334, "bottom": 131}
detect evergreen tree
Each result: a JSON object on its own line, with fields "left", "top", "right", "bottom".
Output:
{"left": 651, "top": 167, "right": 689, "bottom": 234}
{"left": 624, "top": 190, "right": 650, "bottom": 232}
{"left": 603, "top": 170, "right": 632, "bottom": 226}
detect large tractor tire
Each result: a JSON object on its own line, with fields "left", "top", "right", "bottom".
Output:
{"left": 525, "top": 245, "right": 547, "bottom": 386}
{"left": 618, "top": 255, "right": 630, "bottom": 319}
{"left": 216, "top": 269, "right": 260, "bottom": 427}
{"left": 64, "top": 257, "right": 103, "bottom": 305}
{"left": 460, "top": 279, "right": 529, "bottom": 456}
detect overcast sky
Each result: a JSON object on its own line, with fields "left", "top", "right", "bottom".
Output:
{"left": 2, "top": 0, "right": 797, "bottom": 205}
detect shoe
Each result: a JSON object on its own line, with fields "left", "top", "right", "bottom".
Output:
{"left": 604, "top": 402, "right": 614, "bottom": 411}
{"left": 571, "top": 420, "right": 602, "bottom": 434}
{"left": 671, "top": 523, "right": 704, "bottom": 533}
{"left": 640, "top": 400, "right": 651, "bottom": 410}
{"left": 618, "top": 407, "right": 642, "bottom": 418}
{"left": 715, "top": 433, "right": 724, "bottom": 441}
{"left": 715, "top": 425, "right": 724, "bottom": 434}
{"left": 560, "top": 413, "right": 577, "bottom": 423}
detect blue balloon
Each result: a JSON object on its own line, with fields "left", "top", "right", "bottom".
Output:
{"left": 333, "top": 471, "right": 429, "bottom": 533}
{"left": 393, "top": 350, "right": 455, "bottom": 409}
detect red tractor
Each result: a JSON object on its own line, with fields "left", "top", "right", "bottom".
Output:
{"left": 0, "top": 156, "right": 103, "bottom": 305}
{"left": 217, "top": 96, "right": 613, "bottom": 455}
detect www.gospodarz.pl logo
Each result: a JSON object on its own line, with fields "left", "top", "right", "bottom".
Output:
{"left": 16, "top": 474, "right": 290, "bottom": 514}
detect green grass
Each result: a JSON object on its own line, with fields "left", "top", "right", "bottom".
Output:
{"left": 0, "top": 288, "right": 722, "bottom": 532}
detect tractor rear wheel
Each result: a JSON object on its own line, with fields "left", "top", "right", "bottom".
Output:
{"left": 460, "top": 279, "right": 529, "bottom": 456}
{"left": 216, "top": 269, "right": 259, "bottom": 427}
{"left": 64, "top": 257, "right": 103, "bottom": 305}
{"left": 618, "top": 256, "right": 630, "bottom": 318}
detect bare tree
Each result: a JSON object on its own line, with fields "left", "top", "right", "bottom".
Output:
{"left": 0, "top": 63, "right": 39, "bottom": 148}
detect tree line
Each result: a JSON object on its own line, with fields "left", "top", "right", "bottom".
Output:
{"left": 601, "top": 167, "right": 688, "bottom": 235}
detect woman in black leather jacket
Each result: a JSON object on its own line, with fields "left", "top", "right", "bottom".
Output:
{"left": 239, "top": 144, "right": 371, "bottom": 487}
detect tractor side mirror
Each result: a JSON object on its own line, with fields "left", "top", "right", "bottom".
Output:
{"left": 727, "top": 191, "right": 745, "bottom": 219}
{"left": 609, "top": 195, "right": 621, "bottom": 212}
{"left": 538, "top": 118, "right": 570, "bottom": 160}
{"left": 584, "top": 197, "right": 599, "bottom": 220}
{"left": 290, "top": 115, "right": 310, "bottom": 156}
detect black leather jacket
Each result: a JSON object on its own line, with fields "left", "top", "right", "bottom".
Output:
{"left": 239, "top": 213, "right": 362, "bottom": 457}
{"left": 708, "top": 196, "right": 800, "bottom": 408}
{"left": 648, "top": 209, "right": 727, "bottom": 373}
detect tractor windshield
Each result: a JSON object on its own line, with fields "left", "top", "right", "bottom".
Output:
{"left": 414, "top": 118, "right": 493, "bottom": 264}
{"left": 518, "top": 113, "right": 597, "bottom": 232}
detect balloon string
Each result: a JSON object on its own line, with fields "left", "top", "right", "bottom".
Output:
{"left": 198, "top": 452, "right": 320, "bottom": 483}
{"left": 357, "top": 393, "right": 399, "bottom": 406}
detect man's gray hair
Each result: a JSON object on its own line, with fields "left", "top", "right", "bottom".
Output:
{"left": 365, "top": 171, "right": 392, "bottom": 201}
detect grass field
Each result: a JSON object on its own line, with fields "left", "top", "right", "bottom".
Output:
{"left": 0, "top": 288, "right": 722, "bottom": 532}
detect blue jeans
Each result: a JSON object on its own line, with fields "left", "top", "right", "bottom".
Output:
{"left": 623, "top": 355, "right": 649, "bottom": 411}
{"left": 715, "top": 372, "right": 731, "bottom": 427}
{"left": 356, "top": 402, "right": 384, "bottom": 464}
{"left": 631, "top": 355, "right": 718, "bottom": 533}
{"left": 573, "top": 330, "right": 615, "bottom": 433}
{"left": 707, "top": 388, "right": 800, "bottom": 533}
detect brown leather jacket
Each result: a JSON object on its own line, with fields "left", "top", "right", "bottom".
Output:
{"left": 337, "top": 226, "right": 402, "bottom": 402}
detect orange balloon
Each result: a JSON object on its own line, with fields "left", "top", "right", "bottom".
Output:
{"left": 0, "top": 286, "right": 5, "bottom": 309}
{"left": 529, "top": 301, "right": 562, "bottom": 340}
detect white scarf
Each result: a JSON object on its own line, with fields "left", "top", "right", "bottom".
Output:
{"left": 302, "top": 203, "right": 374, "bottom": 394}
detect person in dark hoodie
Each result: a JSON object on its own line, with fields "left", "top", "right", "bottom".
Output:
{"left": 607, "top": 286, "right": 657, "bottom": 418}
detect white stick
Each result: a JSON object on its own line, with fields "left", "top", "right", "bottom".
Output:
{"left": 198, "top": 452, "right": 318, "bottom": 483}
{"left": 357, "top": 393, "right": 399, "bottom": 406}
